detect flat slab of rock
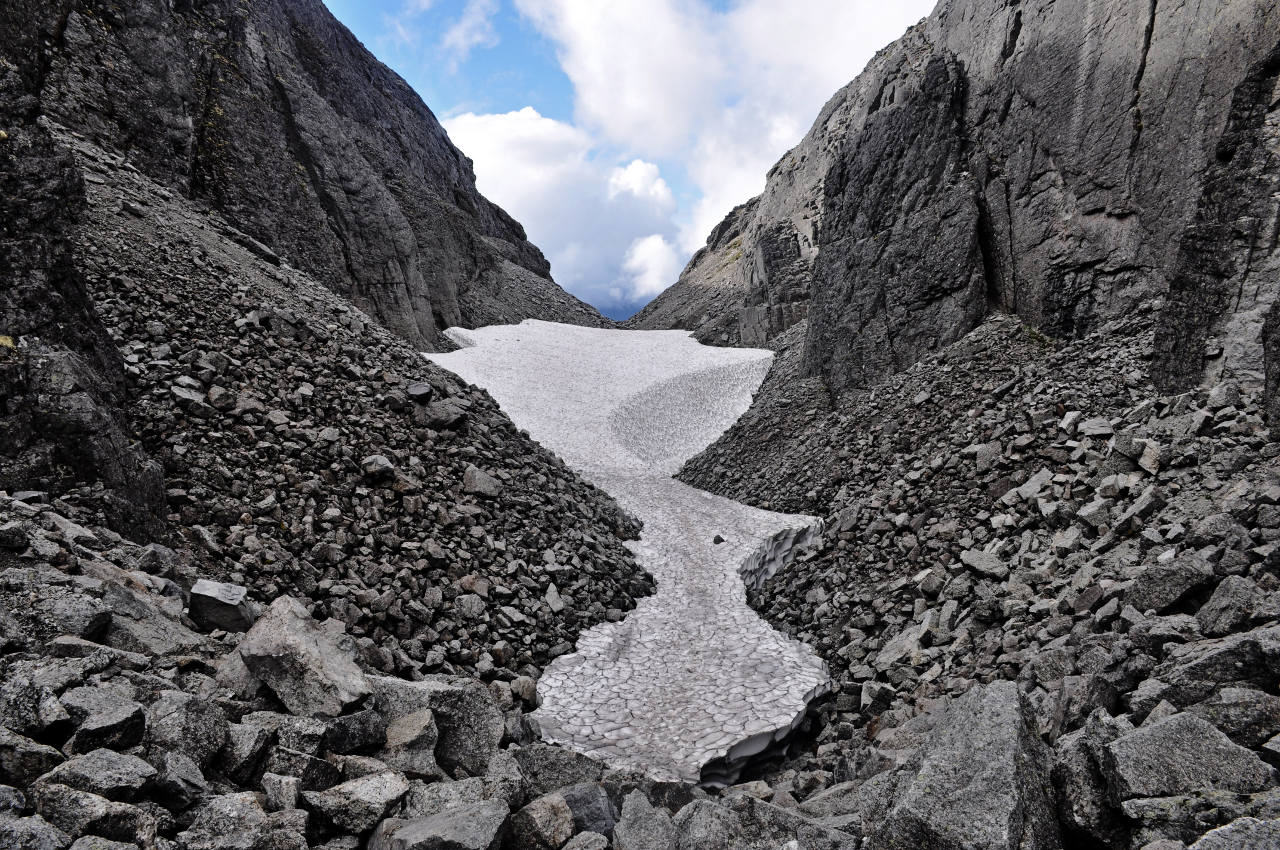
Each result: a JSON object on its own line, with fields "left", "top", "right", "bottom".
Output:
{"left": 37, "top": 748, "right": 156, "bottom": 803}
{"left": 237, "top": 596, "right": 369, "bottom": 718}
{"left": 1103, "top": 712, "right": 1276, "bottom": 799}
{"left": 369, "top": 799, "right": 509, "bottom": 850}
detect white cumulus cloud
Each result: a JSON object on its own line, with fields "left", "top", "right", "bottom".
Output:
{"left": 441, "top": 0, "right": 500, "bottom": 68}
{"left": 442, "top": 0, "right": 935, "bottom": 314}
{"left": 443, "top": 108, "right": 681, "bottom": 313}
{"left": 623, "top": 235, "right": 684, "bottom": 300}
{"left": 608, "top": 160, "right": 675, "bottom": 208}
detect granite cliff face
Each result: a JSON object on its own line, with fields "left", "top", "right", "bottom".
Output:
{"left": 9, "top": 0, "right": 607, "bottom": 349}
{"left": 632, "top": 0, "right": 1280, "bottom": 405}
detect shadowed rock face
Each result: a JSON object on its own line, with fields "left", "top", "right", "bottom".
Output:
{"left": 9, "top": 0, "right": 607, "bottom": 350}
{"left": 0, "top": 4, "right": 165, "bottom": 535}
{"left": 631, "top": 0, "right": 1280, "bottom": 405}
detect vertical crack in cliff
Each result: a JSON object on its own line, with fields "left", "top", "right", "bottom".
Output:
{"left": 266, "top": 56, "right": 361, "bottom": 291}
{"left": 1129, "top": 0, "right": 1159, "bottom": 159}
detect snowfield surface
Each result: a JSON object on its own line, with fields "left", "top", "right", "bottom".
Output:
{"left": 429, "top": 320, "right": 829, "bottom": 783}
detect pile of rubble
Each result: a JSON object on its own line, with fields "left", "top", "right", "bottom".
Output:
{"left": 38, "top": 130, "right": 653, "bottom": 685}
{"left": 0, "top": 493, "right": 875, "bottom": 849}
{"left": 681, "top": 309, "right": 1280, "bottom": 847}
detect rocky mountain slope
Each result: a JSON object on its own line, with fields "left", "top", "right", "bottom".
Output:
{"left": 636, "top": 0, "right": 1280, "bottom": 847}
{"left": 0, "top": 498, "right": 857, "bottom": 849}
{"left": 9, "top": 0, "right": 608, "bottom": 350}
{"left": 632, "top": 0, "right": 1280, "bottom": 407}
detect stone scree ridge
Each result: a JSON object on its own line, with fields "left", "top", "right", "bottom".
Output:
{"left": 429, "top": 320, "right": 830, "bottom": 784}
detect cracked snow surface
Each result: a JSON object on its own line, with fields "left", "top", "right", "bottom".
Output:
{"left": 428, "top": 320, "right": 829, "bottom": 784}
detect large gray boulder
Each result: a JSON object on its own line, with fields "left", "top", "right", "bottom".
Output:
{"left": 236, "top": 597, "right": 369, "bottom": 718}
{"left": 35, "top": 749, "right": 156, "bottom": 803}
{"left": 368, "top": 676, "right": 503, "bottom": 777}
{"left": 368, "top": 799, "right": 509, "bottom": 850}
{"left": 511, "top": 744, "right": 604, "bottom": 798}
{"left": 613, "top": 791, "right": 677, "bottom": 850}
{"left": 187, "top": 580, "right": 256, "bottom": 633}
{"left": 0, "top": 814, "right": 71, "bottom": 850}
{"left": 0, "top": 727, "right": 65, "bottom": 786}
{"left": 1187, "top": 687, "right": 1280, "bottom": 748}
{"left": 1102, "top": 713, "right": 1277, "bottom": 799}
{"left": 1190, "top": 817, "right": 1280, "bottom": 848}
{"left": 146, "top": 691, "right": 229, "bottom": 771}
{"left": 868, "top": 681, "right": 1062, "bottom": 850}
{"left": 176, "top": 792, "right": 307, "bottom": 850}
{"left": 1126, "top": 554, "right": 1215, "bottom": 614}
{"left": 301, "top": 771, "right": 410, "bottom": 834}
{"left": 60, "top": 686, "right": 145, "bottom": 754}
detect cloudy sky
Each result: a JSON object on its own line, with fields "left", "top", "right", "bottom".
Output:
{"left": 321, "top": 0, "right": 935, "bottom": 319}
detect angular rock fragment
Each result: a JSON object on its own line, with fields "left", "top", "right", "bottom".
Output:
{"left": 368, "top": 799, "right": 509, "bottom": 850}
{"left": 1103, "top": 713, "right": 1276, "bottom": 799}
{"left": 868, "top": 682, "right": 1061, "bottom": 850}
{"left": 187, "top": 580, "right": 256, "bottom": 633}
{"left": 237, "top": 597, "right": 369, "bottom": 718}
{"left": 301, "top": 772, "right": 410, "bottom": 834}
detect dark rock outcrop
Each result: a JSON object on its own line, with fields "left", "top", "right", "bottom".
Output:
{"left": 0, "top": 12, "right": 165, "bottom": 535}
{"left": 633, "top": 0, "right": 1280, "bottom": 409}
{"left": 8, "top": 0, "right": 608, "bottom": 350}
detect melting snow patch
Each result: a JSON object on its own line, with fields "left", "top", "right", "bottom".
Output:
{"left": 428, "top": 320, "right": 829, "bottom": 784}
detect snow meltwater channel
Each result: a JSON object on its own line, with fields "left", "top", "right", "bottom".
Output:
{"left": 428, "top": 320, "right": 829, "bottom": 784}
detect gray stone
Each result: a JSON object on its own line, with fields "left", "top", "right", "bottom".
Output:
{"left": 1195, "top": 576, "right": 1260, "bottom": 637}
{"left": 301, "top": 771, "right": 410, "bottom": 833}
{"left": 508, "top": 792, "right": 575, "bottom": 850}
{"left": 0, "top": 726, "right": 65, "bottom": 786}
{"left": 362, "top": 456, "right": 396, "bottom": 481}
{"left": 217, "top": 722, "right": 273, "bottom": 787}
{"left": 30, "top": 783, "right": 153, "bottom": 845}
{"left": 261, "top": 773, "right": 300, "bottom": 813}
{"left": 1103, "top": 713, "right": 1276, "bottom": 799}
{"left": 463, "top": 466, "right": 503, "bottom": 498}
{"left": 0, "top": 783, "right": 26, "bottom": 815}
{"left": 1190, "top": 816, "right": 1280, "bottom": 848}
{"left": 613, "top": 790, "right": 677, "bottom": 850}
{"left": 264, "top": 746, "right": 341, "bottom": 792}
{"left": 0, "top": 815, "right": 71, "bottom": 850}
{"left": 187, "top": 580, "right": 256, "bottom": 633}
{"left": 512, "top": 744, "right": 605, "bottom": 798}
{"left": 560, "top": 783, "right": 617, "bottom": 837}
{"left": 176, "top": 792, "right": 307, "bottom": 850}
{"left": 724, "top": 795, "right": 857, "bottom": 849}
{"left": 368, "top": 676, "right": 503, "bottom": 777}
{"left": 368, "top": 799, "right": 509, "bottom": 850}
{"left": 673, "top": 801, "right": 744, "bottom": 850}
{"left": 237, "top": 597, "right": 370, "bottom": 718}
{"left": 380, "top": 710, "right": 441, "bottom": 780}
{"left": 563, "top": 834, "right": 609, "bottom": 850}
{"left": 1188, "top": 688, "right": 1280, "bottom": 748}
{"left": 69, "top": 839, "right": 140, "bottom": 850}
{"left": 149, "top": 749, "right": 210, "bottom": 811}
{"left": 960, "top": 549, "right": 1009, "bottom": 580}
{"left": 36, "top": 748, "right": 157, "bottom": 803}
{"left": 1127, "top": 554, "right": 1214, "bottom": 614}
{"left": 325, "top": 710, "right": 388, "bottom": 756}
{"left": 146, "top": 691, "right": 229, "bottom": 770}
{"left": 59, "top": 686, "right": 145, "bottom": 754}
{"left": 868, "top": 681, "right": 1061, "bottom": 850}
{"left": 0, "top": 676, "right": 71, "bottom": 737}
